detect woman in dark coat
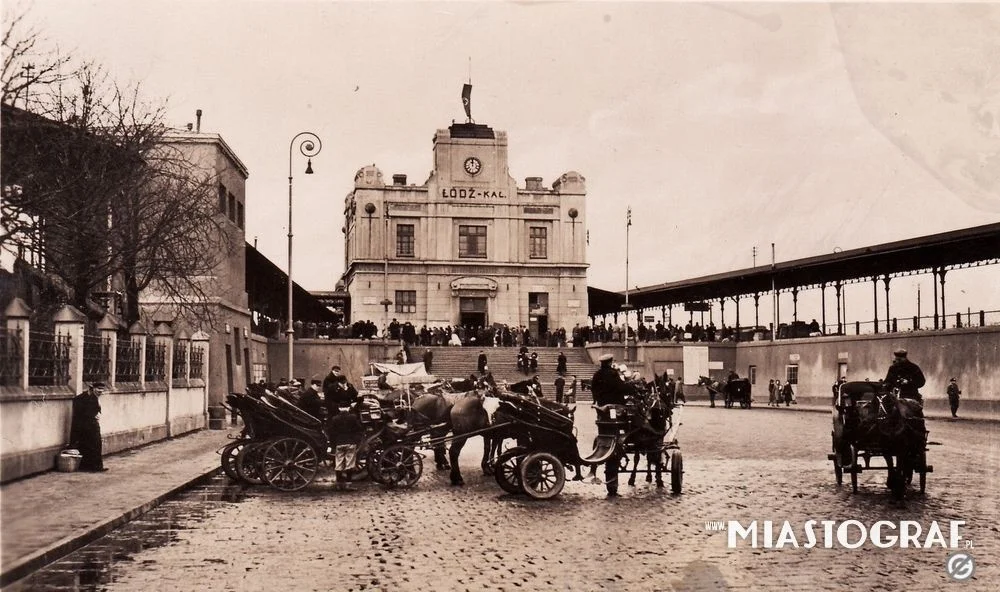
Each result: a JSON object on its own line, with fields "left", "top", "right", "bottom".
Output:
{"left": 70, "top": 382, "right": 106, "bottom": 471}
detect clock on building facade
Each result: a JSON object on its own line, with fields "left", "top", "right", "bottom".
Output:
{"left": 463, "top": 156, "right": 482, "bottom": 176}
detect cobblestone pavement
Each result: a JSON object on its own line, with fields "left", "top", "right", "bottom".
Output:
{"left": 7, "top": 407, "right": 999, "bottom": 592}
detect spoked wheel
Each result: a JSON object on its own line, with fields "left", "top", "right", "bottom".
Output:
{"left": 377, "top": 444, "right": 423, "bottom": 489}
{"left": 366, "top": 446, "right": 387, "bottom": 483}
{"left": 236, "top": 440, "right": 270, "bottom": 485}
{"left": 849, "top": 444, "right": 859, "bottom": 494}
{"left": 350, "top": 449, "right": 371, "bottom": 482}
{"left": 518, "top": 452, "right": 566, "bottom": 500}
{"left": 221, "top": 440, "right": 247, "bottom": 481}
{"left": 261, "top": 437, "right": 319, "bottom": 491}
{"left": 493, "top": 446, "right": 528, "bottom": 494}
{"left": 831, "top": 432, "right": 843, "bottom": 486}
{"left": 670, "top": 450, "right": 684, "bottom": 494}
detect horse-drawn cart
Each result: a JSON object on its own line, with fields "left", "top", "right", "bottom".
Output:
{"left": 828, "top": 381, "right": 932, "bottom": 499}
{"left": 725, "top": 379, "right": 752, "bottom": 408}
{"left": 221, "top": 389, "right": 422, "bottom": 491}
{"left": 490, "top": 390, "right": 684, "bottom": 498}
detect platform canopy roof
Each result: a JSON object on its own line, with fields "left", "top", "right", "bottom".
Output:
{"left": 589, "top": 222, "right": 1000, "bottom": 316}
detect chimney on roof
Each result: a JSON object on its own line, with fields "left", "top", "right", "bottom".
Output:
{"left": 392, "top": 174, "right": 407, "bottom": 186}
{"left": 525, "top": 177, "right": 543, "bottom": 191}
{"left": 196, "top": 109, "right": 202, "bottom": 133}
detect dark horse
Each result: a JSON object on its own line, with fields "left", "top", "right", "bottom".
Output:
{"left": 697, "top": 376, "right": 724, "bottom": 407}
{"left": 410, "top": 389, "right": 493, "bottom": 486}
{"left": 624, "top": 387, "right": 671, "bottom": 487}
{"left": 853, "top": 387, "right": 927, "bottom": 500}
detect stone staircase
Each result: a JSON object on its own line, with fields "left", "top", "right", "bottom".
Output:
{"left": 410, "top": 346, "right": 596, "bottom": 399}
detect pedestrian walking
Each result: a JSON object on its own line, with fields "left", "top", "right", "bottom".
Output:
{"left": 423, "top": 348, "right": 434, "bottom": 374}
{"left": 477, "top": 350, "right": 488, "bottom": 374}
{"left": 947, "top": 378, "right": 961, "bottom": 418}
{"left": 768, "top": 379, "right": 777, "bottom": 407}
{"left": 70, "top": 382, "right": 107, "bottom": 472}
{"left": 556, "top": 351, "right": 567, "bottom": 375}
{"left": 781, "top": 381, "right": 794, "bottom": 407}
{"left": 675, "top": 377, "right": 685, "bottom": 403}
{"left": 554, "top": 374, "right": 566, "bottom": 404}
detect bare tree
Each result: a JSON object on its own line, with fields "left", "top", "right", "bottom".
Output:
{"left": 2, "top": 8, "right": 234, "bottom": 326}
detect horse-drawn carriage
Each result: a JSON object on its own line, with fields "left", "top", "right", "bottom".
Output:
{"left": 220, "top": 387, "right": 422, "bottom": 491}
{"left": 490, "top": 386, "right": 684, "bottom": 498}
{"left": 698, "top": 376, "right": 752, "bottom": 408}
{"left": 828, "top": 380, "right": 932, "bottom": 499}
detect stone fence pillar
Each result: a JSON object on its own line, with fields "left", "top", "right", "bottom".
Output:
{"left": 97, "top": 314, "right": 123, "bottom": 388}
{"left": 52, "top": 304, "right": 87, "bottom": 394}
{"left": 3, "top": 298, "right": 31, "bottom": 390}
{"left": 129, "top": 321, "right": 148, "bottom": 387}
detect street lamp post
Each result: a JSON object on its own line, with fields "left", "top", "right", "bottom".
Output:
{"left": 623, "top": 207, "right": 633, "bottom": 361}
{"left": 287, "top": 131, "right": 321, "bottom": 380}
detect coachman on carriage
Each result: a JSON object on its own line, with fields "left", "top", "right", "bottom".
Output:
{"left": 828, "top": 361, "right": 932, "bottom": 499}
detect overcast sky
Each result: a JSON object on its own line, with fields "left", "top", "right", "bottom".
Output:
{"left": 16, "top": 1, "right": 1000, "bottom": 324}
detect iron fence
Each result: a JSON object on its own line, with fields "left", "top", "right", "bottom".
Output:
{"left": 189, "top": 345, "right": 205, "bottom": 379}
{"left": 172, "top": 342, "right": 188, "bottom": 380}
{"left": 0, "top": 327, "right": 23, "bottom": 386}
{"left": 83, "top": 334, "right": 111, "bottom": 385}
{"left": 27, "top": 328, "right": 71, "bottom": 386}
{"left": 115, "top": 337, "right": 140, "bottom": 383}
{"left": 145, "top": 340, "right": 167, "bottom": 382}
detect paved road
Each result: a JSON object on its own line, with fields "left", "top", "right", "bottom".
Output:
{"left": 8, "top": 406, "right": 999, "bottom": 591}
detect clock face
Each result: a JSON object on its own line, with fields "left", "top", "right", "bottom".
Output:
{"left": 463, "top": 157, "right": 482, "bottom": 176}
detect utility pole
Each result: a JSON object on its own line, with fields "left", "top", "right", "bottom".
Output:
{"left": 771, "top": 243, "right": 777, "bottom": 342}
{"left": 623, "top": 207, "right": 633, "bottom": 361}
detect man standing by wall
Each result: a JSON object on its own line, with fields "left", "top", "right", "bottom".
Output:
{"left": 947, "top": 378, "right": 962, "bottom": 418}
{"left": 70, "top": 382, "right": 107, "bottom": 472}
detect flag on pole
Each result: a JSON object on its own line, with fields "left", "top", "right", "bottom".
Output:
{"left": 462, "top": 84, "right": 472, "bottom": 120}
{"left": 627, "top": 207, "right": 632, "bottom": 227}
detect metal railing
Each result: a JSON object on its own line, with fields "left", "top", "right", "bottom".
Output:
{"left": 145, "top": 340, "right": 167, "bottom": 382}
{"left": 83, "top": 334, "right": 111, "bottom": 385}
{"left": 0, "top": 327, "right": 23, "bottom": 386}
{"left": 189, "top": 345, "right": 205, "bottom": 379}
{"left": 172, "top": 342, "right": 188, "bottom": 380}
{"left": 27, "top": 328, "right": 71, "bottom": 386}
{"left": 115, "top": 337, "right": 140, "bottom": 383}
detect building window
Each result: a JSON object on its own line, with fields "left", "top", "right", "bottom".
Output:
{"left": 236, "top": 202, "right": 245, "bottom": 230}
{"left": 228, "top": 193, "right": 237, "bottom": 222}
{"left": 396, "top": 224, "right": 414, "bottom": 257}
{"left": 786, "top": 364, "right": 799, "bottom": 385}
{"left": 529, "top": 226, "right": 547, "bottom": 259}
{"left": 458, "top": 225, "right": 487, "bottom": 258}
{"left": 748, "top": 365, "right": 757, "bottom": 385}
{"left": 218, "top": 184, "right": 227, "bottom": 215}
{"left": 395, "top": 290, "right": 416, "bottom": 314}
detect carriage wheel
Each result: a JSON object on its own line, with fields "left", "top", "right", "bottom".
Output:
{"left": 917, "top": 450, "right": 928, "bottom": 494}
{"left": 236, "top": 440, "right": 270, "bottom": 485}
{"left": 366, "top": 447, "right": 386, "bottom": 483}
{"left": 671, "top": 450, "right": 684, "bottom": 494}
{"left": 740, "top": 400, "right": 748, "bottom": 409}
{"left": 494, "top": 446, "right": 528, "bottom": 494}
{"left": 377, "top": 444, "right": 423, "bottom": 489}
{"left": 746, "top": 399, "right": 752, "bottom": 409}
{"left": 519, "top": 452, "right": 566, "bottom": 500}
{"left": 849, "top": 445, "right": 862, "bottom": 494}
{"left": 830, "top": 432, "right": 843, "bottom": 486}
{"left": 261, "top": 437, "right": 319, "bottom": 491}
{"left": 221, "top": 440, "right": 246, "bottom": 481}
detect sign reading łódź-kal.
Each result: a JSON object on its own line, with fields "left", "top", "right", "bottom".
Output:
{"left": 439, "top": 186, "right": 508, "bottom": 199}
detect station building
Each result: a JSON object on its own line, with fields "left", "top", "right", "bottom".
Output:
{"left": 342, "top": 121, "right": 589, "bottom": 336}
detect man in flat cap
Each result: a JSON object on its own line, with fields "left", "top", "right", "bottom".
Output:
{"left": 883, "top": 348, "right": 926, "bottom": 403}
{"left": 590, "top": 353, "right": 633, "bottom": 497}
{"left": 947, "top": 378, "right": 961, "bottom": 418}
